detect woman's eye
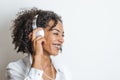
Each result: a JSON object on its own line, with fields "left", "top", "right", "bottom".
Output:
{"left": 53, "top": 33, "right": 59, "bottom": 35}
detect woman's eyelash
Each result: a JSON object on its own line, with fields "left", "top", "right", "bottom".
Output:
{"left": 53, "top": 32, "right": 64, "bottom": 37}
{"left": 53, "top": 33, "right": 59, "bottom": 35}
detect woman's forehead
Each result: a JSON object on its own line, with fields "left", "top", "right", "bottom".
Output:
{"left": 50, "top": 22, "right": 64, "bottom": 33}
{"left": 45, "top": 20, "right": 63, "bottom": 31}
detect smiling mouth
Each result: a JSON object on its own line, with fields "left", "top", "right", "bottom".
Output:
{"left": 52, "top": 44, "right": 61, "bottom": 50}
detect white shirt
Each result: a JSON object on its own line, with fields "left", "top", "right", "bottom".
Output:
{"left": 6, "top": 54, "right": 71, "bottom": 80}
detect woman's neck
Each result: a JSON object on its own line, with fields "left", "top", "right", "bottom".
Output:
{"left": 42, "top": 51, "right": 52, "bottom": 70}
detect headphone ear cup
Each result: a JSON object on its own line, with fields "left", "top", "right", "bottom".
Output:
{"left": 36, "top": 29, "right": 44, "bottom": 37}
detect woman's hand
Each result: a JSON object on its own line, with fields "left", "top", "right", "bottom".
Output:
{"left": 31, "top": 28, "right": 45, "bottom": 70}
{"left": 32, "top": 28, "right": 45, "bottom": 55}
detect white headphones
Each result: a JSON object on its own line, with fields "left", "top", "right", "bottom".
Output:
{"left": 32, "top": 15, "right": 44, "bottom": 37}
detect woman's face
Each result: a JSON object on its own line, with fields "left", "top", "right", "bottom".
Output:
{"left": 43, "top": 20, "right": 64, "bottom": 55}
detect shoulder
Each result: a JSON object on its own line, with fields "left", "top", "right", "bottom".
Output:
{"left": 6, "top": 55, "right": 31, "bottom": 79}
{"left": 6, "top": 55, "right": 30, "bottom": 74}
{"left": 7, "top": 59, "right": 24, "bottom": 70}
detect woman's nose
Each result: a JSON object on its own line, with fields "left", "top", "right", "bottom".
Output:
{"left": 58, "top": 36, "right": 64, "bottom": 43}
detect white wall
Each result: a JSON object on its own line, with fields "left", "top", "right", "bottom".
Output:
{"left": 0, "top": 0, "right": 120, "bottom": 80}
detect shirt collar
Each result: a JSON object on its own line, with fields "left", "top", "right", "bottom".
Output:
{"left": 29, "top": 54, "right": 62, "bottom": 72}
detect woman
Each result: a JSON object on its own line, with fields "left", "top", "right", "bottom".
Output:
{"left": 6, "top": 8, "right": 70, "bottom": 80}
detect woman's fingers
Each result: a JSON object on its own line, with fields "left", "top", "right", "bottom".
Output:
{"left": 32, "top": 28, "right": 43, "bottom": 41}
{"left": 33, "top": 35, "right": 45, "bottom": 45}
{"left": 31, "top": 28, "right": 45, "bottom": 55}
{"left": 33, "top": 36, "right": 45, "bottom": 55}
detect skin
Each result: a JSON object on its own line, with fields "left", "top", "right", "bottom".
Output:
{"left": 31, "top": 20, "right": 64, "bottom": 80}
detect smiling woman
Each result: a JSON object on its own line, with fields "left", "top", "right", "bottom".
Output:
{"left": 6, "top": 7, "right": 70, "bottom": 80}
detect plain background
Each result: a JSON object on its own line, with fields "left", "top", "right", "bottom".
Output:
{"left": 0, "top": 0, "right": 120, "bottom": 80}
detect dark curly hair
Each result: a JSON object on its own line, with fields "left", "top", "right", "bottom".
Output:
{"left": 11, "top": 7, "right": 62, "bottom": 54}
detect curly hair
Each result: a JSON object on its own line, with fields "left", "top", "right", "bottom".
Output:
{"left": 11, "top": 7, "right": 62, "bottom": 54}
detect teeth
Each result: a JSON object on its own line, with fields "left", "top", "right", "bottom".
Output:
{"left": 54, "top": 44, "right": 60, "bottom": 49}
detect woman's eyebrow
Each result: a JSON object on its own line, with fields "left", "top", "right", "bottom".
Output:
{"left": 52, "top": 28, "right": 64, "bottom": 33}
{"left": 52, "top": 29, "right": 60, "bottom": 32}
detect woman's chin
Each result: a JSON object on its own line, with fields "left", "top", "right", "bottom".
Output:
{"left": 50, "top": 51, "right": 59, "bottom": 56}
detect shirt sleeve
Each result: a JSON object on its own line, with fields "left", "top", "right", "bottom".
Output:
{"left": 6, "top": 62, "right": 43, "bottom": 80}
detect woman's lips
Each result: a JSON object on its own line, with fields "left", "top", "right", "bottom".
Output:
{"left": 52, "top": 44, "right": 61, "bottom": 50}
